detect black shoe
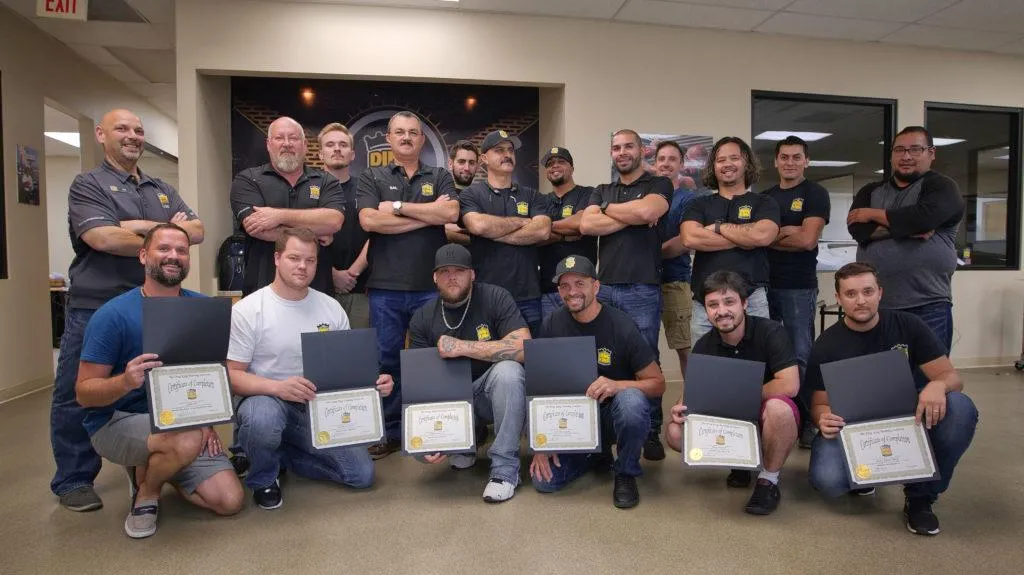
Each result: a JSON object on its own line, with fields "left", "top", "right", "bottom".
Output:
{"left": 368, "top": 440, "right": 401, "bottom": 460}
{"left": 613, "top": 474, "right": 639, "bottom": 509}
{"left": 744, "top": 479, "right": 782, "bottom": 515}
{"left": 798, "top": 422, "right": 817, "bottom": 449}
{"left": 474, "top": 424, "right": 490, "bottom": 447}
{"left": 59, "top": 485, "right": 103, "bottom": 512}
{"left": 253, "top": 479, "right": 282, "bottom": 510}
{"left": 726, "top": 469, "right": 753, "bottom": 488}
{"left": 904, "top": 497, "right": 940, "bottom": 536}
{"left": 231, "top": 452, "right": 250, "bottom": 478}
{"left": 850, "top": 487, "right": 876, "bottom": 496}
{"left": 642, "top": 434, "right": 666, "bottom": 461}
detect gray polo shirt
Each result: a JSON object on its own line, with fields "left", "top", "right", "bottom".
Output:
{"left": 67, "top": 160, "right": 198, "bottom": 310}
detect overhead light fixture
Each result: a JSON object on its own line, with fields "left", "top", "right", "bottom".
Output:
{"left": 440, "top": 0, "right": 459, "bottom": 2}
{"left": 45, "top": 132, "right": 80, "bottom": 148}
{"left": 874, "top": 169, "right": 884, "bottom": 174}
{"left": 465, "top": 96, "right": 477, "bottom": 112}
{"left": 754, "top": 131, "right": 831, "bottom": 142}
{"left": 300, "top": 87, "right": 315, "bottom": 106}
{"left": 995, "top": 155, "right": 1010, "bottom": 160}
{"left": 932, "top": 137, "right": 965, "bottom": 146}
{"left": 808, "top": 160, "right": 858, "bottom": 167}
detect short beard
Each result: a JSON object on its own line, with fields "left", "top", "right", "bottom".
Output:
{"left": 894, "top": 170, "right": 924, "bottom": 185}
{"left": 615, "top": 156, "right": 641, "bottom": 175}
{"left": 714, "top": 313, "right": 742, "bottom": 334}
{"left": 441, "top": 284, "right": 472, "bottom": 307}
{"left": 453, "top": 173, "right": 474, "bottom": 187}
{"left": 147, "top": 259, "right": 188, "bottom": 287}
{"left": 273, "top": 154, "right": 302, "bottom": 173}
{"left": 548, "top": 175, "right": 566, "bottom": 187}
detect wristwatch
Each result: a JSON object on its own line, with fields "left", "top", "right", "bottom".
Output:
{"left": 392, "top": 201, "right": 403, "bottom": 216}
{"left": 600, "top": 200, "right": 609, "bottom": 214}
{"left": 714, "top": 221, "right": 722, "bottom": 235}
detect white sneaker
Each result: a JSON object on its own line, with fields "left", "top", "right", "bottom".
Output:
{"left": 482, "top": 479, "right": 516, "bottom": 503}
{"left": 449, "top": 453, "right": 477, "bottom": 470}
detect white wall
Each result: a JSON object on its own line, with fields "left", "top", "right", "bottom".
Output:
{"left": 175, "top": 0, "right": 1024, "bottom": 366}
{"left": 44, "top": 155, "right": 79, "bottom": 277}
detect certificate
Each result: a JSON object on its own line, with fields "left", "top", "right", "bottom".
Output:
{"left": 840, "top": 416, "right": 938, "bottom": 486}
{"left": 682, "top": 414, "right": 761, "bottom": 469}
{"left": 403, "top": 401, "right": 474, "bottom": 454}
{"left": 148, "top": 363, "right": 233, "bottom": 433}
{"left": 308, "top": 388, "right": 383, "bottom": 450}
{"left": 528, "top": 396, "right": 600, "bottom": 452}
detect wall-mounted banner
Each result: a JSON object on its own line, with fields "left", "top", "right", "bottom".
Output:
{"left": 16, "top": 145, "right": 40, "bottom": 206}
{"left": 611, "top": 132, "right": 713, "bottom": 195}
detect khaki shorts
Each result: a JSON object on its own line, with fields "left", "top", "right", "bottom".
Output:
{"left": 661, "top": 281, "right": 693, "bottom": 350}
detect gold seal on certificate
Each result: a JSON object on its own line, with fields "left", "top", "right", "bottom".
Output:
{"left": 682, "top": 414, "right": 761, "bottom": 469}
{"left": 308, "top": 388, "right": 384, "bottom": 450}
{"left": 147, "top": 363, "right": 233, "bottom": 432}
{"left": 839, "top": 416, "right": 937, "bottom": 486}
{"left": 403, "top": 401, "right": 474, "bottom": 454}
{"left": 528, "top": 396, "right": 600, "bottom": 452}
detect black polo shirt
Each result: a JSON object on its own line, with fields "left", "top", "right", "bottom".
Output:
{"left": 408, "top": 283, "right": 527, "bottom": 380}
{"left": 460, "top": 182, "right": 547, "bottom": 301}
{"left": 67, "top": 160, "right": 198, "bottom": 310}
{"left": 356, "top": 163, "right": 456, "bottom": 292}
{"left": 588, "top": 173, "right": 673, "bottom": 285}
{"left": 683, "top": 190, "right": 780, "bottom": 301}
{"left": 328, "top": 177, "right": 368, "bottom": 294}
{"left": 692, "top": 315, "right": 797, "bottom": 385}
{"left": 230, "top": 164, "right": 345, "bottom": 296}
{"left": 806, "top": 309, "right": 946, "bottom": 394}
{"left": 538, "top": 304, "right": 656, "bottom": 382}
{"left": 765, "top": 180, "right": 830, "bottom": 289}
{"left": 539, "top": 185, "right": 597, "bottom": 293}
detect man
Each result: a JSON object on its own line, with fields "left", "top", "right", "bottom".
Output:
{"left": 580, "top": 129, "right": 672, "bottom": 461}
{"left": 446, "top": 140, "right": 479, "bottom": 245}
{"left": 357, "top": 111, "right": 459, "bottom": 458}
{"left": 764, "top": 136, "right": 830, "bottom": 447}
{"left": 655, "top": 141, "right": 698, "bottom": 376}
{"left": 76, "top": 224, "right": 241, "bottom": 538}
{"left": 666, "top": 271, "right": 800, "bottom": 515}
{"left": 537, "top": 146, "right": 596, "bottom": 318}
{"left": 54, "top": 109, "right": 204, "bottom": 512}
{"left": 460, "top": 130, "right": 551, "bottom": 334}
{"left": 531, "top": 256, "right": 665, "bottom": 509}
{"left": 319, "top": 123, "right": 370, "bottom": 328}
{"left": 807, "top": 262, "right": 978, "bottom": 536}
{"left": 227, "top": 228, "right": 394, "bottom": 509}
{"left": 681, "top": 136, "right": 780, "bottom": 345}
{"left": 408, "top": 244, "right": 529, "bottom": 503}
{"left": 230, "top": 116, "right": 345, "bottom": 297}
{"left": 847, "top": 126, "right": 965, "bottom": 352}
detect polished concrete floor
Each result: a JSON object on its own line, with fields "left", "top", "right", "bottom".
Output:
{"left": 1, "top": 365, "right": 1022, "bottom": 575}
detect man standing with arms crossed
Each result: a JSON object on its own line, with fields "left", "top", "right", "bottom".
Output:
{"left": 446, "top": 140, "right": 479, "bottom": 245}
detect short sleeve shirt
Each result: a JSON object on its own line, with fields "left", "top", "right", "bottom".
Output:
{"left": 538, "top": 305, "right": 656, "bottom": 382}
{"left": 539, "top": 186, "right": 597, "bottom": 293}
{"left": 661, "top": 187, "right": 698, "bottom": 283}
{"left": 328, "top": 178, "right": 368, "bottom": 293}
{"left": 691, "top": 315, "right": 797, "bottom": 384}
{"left": 765, "top": 180, "right": 830, "bottom": 289}
{"left": 588, "top": 173, "right": 673, "bottom": 285}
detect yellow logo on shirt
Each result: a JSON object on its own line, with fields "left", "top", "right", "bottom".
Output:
{"left": 421, "top": 183, "right": 434, "bottom": 197}
{"left": 737, "top": 205, "right": 752, "bottom": 220}
{"left": 891, "top": 343, "right": 909, "bottom": 357}
{"left": 317, "top": 322, "right": 330, "bottom": 332}
{"left": 516, "top": 202, "right": 529, "bottom": 216}
{"left": 476, "top": 324, "right": 492, "bottom": 341}
{"left": 309, "top": 185, "right": 321, "bottom": 200}
{"left": 561, "top": 204, "right": 573, "bottom": 218}
{"left": 157, "top": 192, "right": 170, "bottom": 208}
{"left": 790, "top": 198, "right": 804, "bottom": 212}
{"left": 597, "top": 348, "right": 612, "bottom": 366}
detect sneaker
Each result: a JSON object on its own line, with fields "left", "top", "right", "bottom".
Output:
{"left": 123, "top": 500, "right": 159, "bottom": 539}
{"left": 642, "top": 434, "right": 666, "bottom": 461}
{"left": 368, "top": 440, "right": 401, "bottom": 460}
{"left": 850, "top": 487, "right": 876, "bottom": 496}
{"left": 59, "top": 485, "right": 103, "bottom": 512}
{"left": 482, "top": 479, "right": 516, "bottom": 503}
{"left": 726, "top": 469, "right": 753, "bottom": 488}
{"left": 904, "top": 497, "right": 941, "bottom": 536}
{"left": 798, "top": 422, "right": 817, "bottom": 449}
{"left": 613, "top": 474, "right": 640, "bottom": 509}
{"left": 126, "top": 466, "right": 139, "bottom": 502}
{"left": 449, "top": 453, "right": 477, "bottom": 470}
{"left": 231, "top": 452, "right": 250, "bottom": 478}
{"left": 744, "top": 479, "right": 782, "bottom": 515}
{"left": 253, "top": 479, "right": 283, "bottom": 510}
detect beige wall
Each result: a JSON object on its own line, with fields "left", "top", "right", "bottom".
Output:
{"left": 45, "top": 155, "right": 80, "bottom": 277}
{"left": 176, "top": 0, "right": 1024, "bottom": 366}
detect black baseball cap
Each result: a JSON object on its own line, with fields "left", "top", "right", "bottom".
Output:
{"left": 480, "top": 130, "right": 521, "bottom": 152}
{"left": 542, "top": 146, "right": 574, "bottom": 167}
{"left": 434, "top": 244, "right": 473, "bottom": 271}
{"left": 552, "top": 255, "right": 597, "bottom": 285}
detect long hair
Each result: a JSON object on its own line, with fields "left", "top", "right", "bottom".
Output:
{"left": 702, "top": 136, "right": 760, "bottom": 190}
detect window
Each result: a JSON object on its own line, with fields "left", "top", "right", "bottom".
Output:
{"left": 925, "top": 103, "right": 1022, "bottom": 270}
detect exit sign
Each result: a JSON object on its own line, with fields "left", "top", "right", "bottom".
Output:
{"left": 37, "top": 0, "right": 88, "bottom": 21}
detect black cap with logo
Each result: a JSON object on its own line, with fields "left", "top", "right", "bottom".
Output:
{"left": 541, "top": 146, "right": 574, "bottom": 167}
{"left": 551, "top": 255, "right": 598, "bottom": 284}
{"left": 434, "top": 243, "right": 473, "bottom": 271}
{"left": 480, "top": 130, "right": 522, "bottom": 152}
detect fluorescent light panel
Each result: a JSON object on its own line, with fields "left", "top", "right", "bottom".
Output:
{"left": 932, "top": 138, "right": 965, "bottom": 146}
{"left": 994, "top": 155, "right": 1010, "bottom": 160}
{"left": 874, "top": 169, "right": 884, "bottom": 174}
{"left": 45, "top": 132, "right": 80, "bottom": 148}
{"left": 808, "top": 160, "right": 858, "bottom": 167}
{"left": 755, "top": 131, "right": 831, "bottom": 142}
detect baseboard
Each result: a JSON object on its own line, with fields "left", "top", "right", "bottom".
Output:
{"left": 0, "top": 377, "right": 52, "bottom": 405}
{"left": 954, "top": 356, "right": 1020, "bottom": 369}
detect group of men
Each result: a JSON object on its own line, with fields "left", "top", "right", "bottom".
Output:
{"left": 51, "top": 108, "right": 976, "bottom": 540}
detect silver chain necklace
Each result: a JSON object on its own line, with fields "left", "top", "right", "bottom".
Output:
{"left": 441, "top": 290, "right": 473, "bottom": 331}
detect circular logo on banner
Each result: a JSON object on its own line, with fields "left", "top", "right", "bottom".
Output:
{"left": 346, "top": 108, "right": 447, "bottom": 180}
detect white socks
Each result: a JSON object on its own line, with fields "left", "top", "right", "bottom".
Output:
{"left": 758, "top": 470, "right": 780, "bottom": 485}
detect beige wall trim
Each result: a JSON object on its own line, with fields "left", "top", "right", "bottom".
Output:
{"left": 0, "top": 378, "right": 52, "bottom": 406}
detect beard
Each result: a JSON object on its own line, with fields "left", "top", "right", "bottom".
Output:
{"left": 565, "top": 293, "right": 593, "bottom": 313}
{"left": 453, "top": 172, "right": 474, "bottom": 187}
{"left": 894, "top": 169, "right": 924, "bottom": 185}
{"left": 713, "top": 312, "right": 743, "bottom": 334}
{"left": 440, "top": 283, "right": 472, "bottom": 306}
{"left": 615, "top": 155, "right": 641, "bottom": 175}
{"left": 272, "top": 152, "right": 302, "bottom": 173}
{"left": 147, "top": 258, "right": 189, "bottom": 287}
{"left": 548, "top": 175, "right": 566, "bottom": 187}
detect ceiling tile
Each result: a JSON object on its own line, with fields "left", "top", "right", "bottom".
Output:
{"left": 659, "top": 0, "right": 791, "bottom": 9}
{"left": 32, "top": 19, "right": 174, "bottom": 49}
{"left": 98, "top": 64, "right": 150, "bottom": 84}
{"left": 66, "top": 44, "right": 123, "bottom": 67}
{"left": 880, "top": 24, "right": 1022, "bottom": 51}
{"left": 755, "top": 12, "right": 906, "bottom": 41}
{"left": 125, "top": 0, "right": 176, "bottom": 25}
{"left": 107, "top": 47, "right": 176, "bottom": 83}
{"left": 616, "top": 0, "right": 775, "bottom": 31}
{"left": 783, "top": 0, "right": 960, "bottom": 23}
{"left": 921, "top": 0, "right": 1024, "bottom": 34}
{"left": 462, "top": 0, "right": 628, "bottom": 19}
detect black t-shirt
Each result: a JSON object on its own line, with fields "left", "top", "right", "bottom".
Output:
{"left": 539, "top": 305, "right": 656, "bottom": 382}
{"left": 806, "top": 309, "right": 946, "bottom": 393}
{"left": 588, "top": 173, "right": 673, "bottom": 285}
{"left": 683, "top": 191, "right": 780, "bottom": 301}
{"left": 408, "top": 283, "right": 527, "bottom": 380}
{"left": 459, "top": 183, "right": 547, "bottom": 301}
{"left": 539, "top": 185, "right": 597, "bottom": 293}
{"left": 230, "top": 164, "right": 345, "bottom": 296}
{"left": 765, "top": 180, "right": 830, "bottom": 289}
{"left": 328, "top": 177, "right": 368, "bottom": 293}
{"left": 356, "top": 163, "right": 456, "bottom": 292}
{"left": 692, "top": 315, "right": 797, "bottom": 384}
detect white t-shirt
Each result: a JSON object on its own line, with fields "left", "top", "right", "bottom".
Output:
{"left": 228, "top": 285, "right": 349, "bottom": 381}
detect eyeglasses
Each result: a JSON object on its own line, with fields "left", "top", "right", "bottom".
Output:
{"left": 391, "top": 129, "right": 422, "bottom": 138}
{"left": 892, "top": 145, "right": 932, "bottom": 157}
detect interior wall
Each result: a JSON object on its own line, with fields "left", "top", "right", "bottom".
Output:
{"left": 45, "top": 155, "right": 79, "bottom": 277}
{"left": 176, "top": 0, "right": 1024, "bottom": 366}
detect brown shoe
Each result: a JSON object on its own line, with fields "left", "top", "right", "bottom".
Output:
{"left": 368, "top": 440, "right": 400, "bottom": 460}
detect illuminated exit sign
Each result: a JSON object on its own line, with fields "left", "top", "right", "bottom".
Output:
{"left": 37, "top": 0, "right": 88, "bottom": 21}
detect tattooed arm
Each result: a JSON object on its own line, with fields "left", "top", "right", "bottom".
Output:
{"left": 437, "top": 328, "right": 530, "bottom": 364}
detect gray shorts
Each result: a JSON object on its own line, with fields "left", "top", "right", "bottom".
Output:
{"left": 90, "top": 411, "right": 233, "bottom": 495}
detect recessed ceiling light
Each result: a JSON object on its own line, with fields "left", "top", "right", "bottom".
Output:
{"left": 754, "top": 131, "right": 831, "bottom": 142}
{"left": 808, "top": 160, "right": 858, "bottom": 167}
{"left": 45, "top": 132, "right": 80, "bottom": 148}
{"left": 932, "top": 138, "right": 965, "bottom": 146}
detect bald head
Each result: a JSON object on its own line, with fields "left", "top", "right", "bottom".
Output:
{"left": 96, "top": 109, "right": 145, "bottom": 171}
{"left": 266, "top": 116, "right": 306, "bottom": 174}
{"left": 268, "top": 116, "right": 303, "bottom": 139}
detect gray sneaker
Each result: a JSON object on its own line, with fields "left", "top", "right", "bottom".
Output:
{"left": 59, "top": 485, "right": 103, "bottom": 512}
{"left": 124, "top": 501, "right": 159, "bottom": 539}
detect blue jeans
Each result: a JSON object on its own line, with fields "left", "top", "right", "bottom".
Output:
{"left": 768, "top": 288, "right": 818, "bottom": 414}
{"left": 598, "top": 283, "right": 662, "bottom": 437}
{"left": 369, "top": 289, "right": 438, "bottom": 442}
{"left": 473, "top": 360, "right": 527, "bottom": 484}
{"left": 50, "top": 307, "right": 102, "bottom": 496}
{"left": 517, "top": 298, "right": 542, "bottom": 337}
{"left": 808, "top": 391, "right": 978, "bottom": 502}
{"left": 540, "top": 292, "right": 563, "bottom": 325}
{"left": 532, "top": 388, "right": 649, "bottom": 492}
{"left": 902, "top": 301, "right": 954, "bottom": 354}
{"left": 236, "top": 395, "right": 374, "bottom": 490}
{"left": 691, "top": 286, "right": 769, "bottom": 345}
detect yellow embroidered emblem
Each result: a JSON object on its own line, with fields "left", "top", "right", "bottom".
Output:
{"left": 421, "top": 183, "right": 434, "bottom": 197}
{"left": 476, "top": 325, "right": 492, "bottom": 341}
{"left": 565, "top": 257, "right": 576, "bottom": 269}
{"left": 309, "top": 185, "right": 321, "bottom": 200}
{"left": 561, "top": 205, "right": 573, "bottom": 218}
{"left": 516, "top": 201, "right": 529, "bottom": 216}
{"left": 597, "top": 348, "right": 612, "bottom": 366}
{"left": 737, "top": 205, "right": 752, "bottom": 220}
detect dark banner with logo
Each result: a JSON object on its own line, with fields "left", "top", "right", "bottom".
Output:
{"left": 231, "top": 77, "right": 540, "bottom": 188}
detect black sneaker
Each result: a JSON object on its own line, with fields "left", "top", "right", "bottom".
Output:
{"left": 474, "top": 424, "right": 490, "bottom": 447}
{"left": 726, "top": 469, "right": 753, "bottom": 488}
{"left": 613, "top": 474, "right": 639, "bottom": 509}
{"left": 231, "top": 452, "right": 250, "bottom": 478}
{"left": 744, "top": 479, "right": 782, "bottom": 515}
{"left": 253, "top": 479, "right": 282, "bottom": 510}
{"left": 642, "top": 434, "right": 666, "bottom": 461}
{"left": 904, "top": 497, "right": 940, "bottom": 535}
{"left": 850, "top": 487, "right": 876, "bottom": 496}
{"left": 798, "top": 422, "right": 817, "bottom": 449}
{"left": 368, "top": 440, "right": 401, "bottom": 460}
